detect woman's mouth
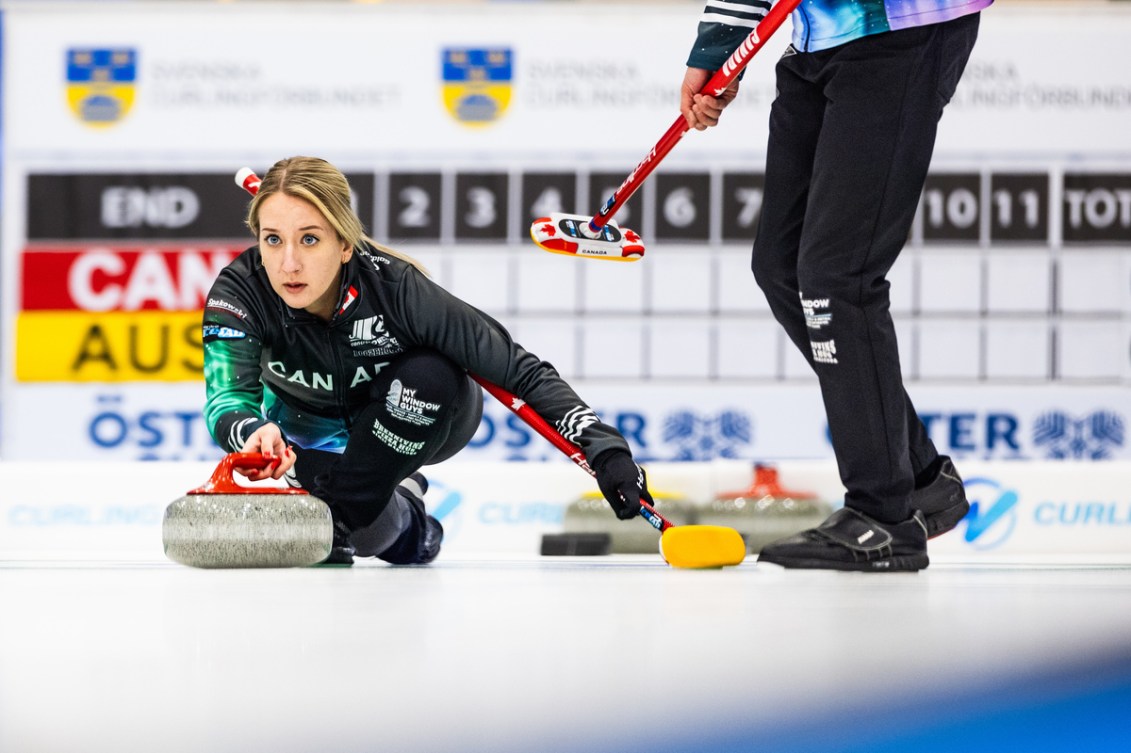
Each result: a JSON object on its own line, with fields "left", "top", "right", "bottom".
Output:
{"left": 283, "top": 282, "right": 306, "bottom": 294}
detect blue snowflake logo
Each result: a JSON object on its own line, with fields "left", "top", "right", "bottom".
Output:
{"left": 1032, "top": 411, "right": 1124, "bottom": 459}
{"left": 662, "top": 410, "right": 752, "bottom": 461}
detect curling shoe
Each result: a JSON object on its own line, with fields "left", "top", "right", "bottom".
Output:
{"left": 401, "top": 473, "right": 442, "bottom": 564}
{"left": 399, "top": 472, "right": 428, "bottom": 500}
{"left": 417, "top": 514, "right": 444, "bottom": 566}
{"left": 911, "top": 456, "right": 969, "bottom": 538}
{"left": 381, "top": 477, "right": 443, "bottom": 565}
{"left": 757, "top": 508, "right": 929, "bottom": 572}
{"left": 320, "top": 517, "right": 356, "bottom": 567}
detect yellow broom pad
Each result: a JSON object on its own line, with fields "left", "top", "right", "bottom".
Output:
{"left": 659, "top": 525, "right": 746, "bottom": 569}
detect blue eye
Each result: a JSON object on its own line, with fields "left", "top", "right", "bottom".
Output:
{"left": 302, "top": 234, "right": 318, "bottom": 246}
{"left": 264, "top": 234, "right": 280, "bottom": 245}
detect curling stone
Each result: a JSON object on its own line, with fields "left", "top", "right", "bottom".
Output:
{"left": 163, "top": 452, "right": 333, "bottom": 568}
{"left": 560, "top": 489, "right": 697, "bottom": 554}
{"left": 697, "top": 464, "right": 832, "bottom": 554}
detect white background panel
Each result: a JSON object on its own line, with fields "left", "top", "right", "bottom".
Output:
{"left": 407, "top": 247, "right": 446, "bottom": 287}
{"left": 580, "top": 321, "right": 646, "bottom": 379}
{"left": 986, "top": 249, "right": 1052, "bottom": 313}
{"left": 985, "top": 320, "right": 1050, "bottom": 380}
{"left": 715, "top": 249, "right": 768, "bottom": 313}
{"left": 917, "top": 320, "right": 983, "bottom": 379}
{"left": 715, "top": 319, "right": 781, "bottom": 379}
{"left": 1058, "top": 250, "right": 1127, "bottom": 314}
{"left": 888, "top": 253, "right": 915, "bottom": 314}
{"left": 2, "top": 2, "right": 1130, "bottom": 463}
{"left": 579, "top": 261, "right": 646, "bottom": 313}
{"left": 647, "top": 318, "right": 711, "bottom": 379}
{"left": 1057, "top": 320, "right": 1124, "bottom": 381}
{"left": 918, "top": 251, "right": 984, "bottom": 313}
{"left": 648, "top": 253, "right": 713, "bottom": 314}
{"left": 511, "top": 318, "right": 579, "bottom": 380}
{"left": 446, "top": 251, "right": 512, "bottom": 315}
{"left": 781, "top": 335, "right": 818, "bottom": 381}
{"left": 5, "top": 5, "right": 1130, "bottom": 157}
{"left": 895, "top": 319, "right": 916, "bottom": 378}
{"left": 3, "top": 381, "right": 1131, "bottom": 461}
{"left": 514, "top": 253, "right": 579, "bottom": 312}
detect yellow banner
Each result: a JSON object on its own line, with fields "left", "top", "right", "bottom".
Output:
{"left": 17, "top": 311, "right": 204, "bottom": 382}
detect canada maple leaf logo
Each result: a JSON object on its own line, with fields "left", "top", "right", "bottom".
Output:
{"left": 540, "top": 223, "right": 556, "bottom": 236}
{"left": 624, "top": 229, "right": 640, "bottom": 243}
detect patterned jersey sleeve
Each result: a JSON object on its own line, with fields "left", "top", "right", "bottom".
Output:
{"left": 201, "top": 268, "right": 274, "bottom": 453}
{"left": 389, "top": 268, "right": 632, "bottom": 462}
{"left": 687, "top": 0, "right": 773, "bottom": 70}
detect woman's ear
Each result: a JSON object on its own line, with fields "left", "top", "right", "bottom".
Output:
{"left": 340, "top": 239, "right": 353, "bottom": 264}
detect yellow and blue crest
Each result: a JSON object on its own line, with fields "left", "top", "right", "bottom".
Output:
{"left": 441, "top": 48, "right": 513, "bottom": 126}
{"left": 66, "top": 48, "right": 137, "bottom": 127}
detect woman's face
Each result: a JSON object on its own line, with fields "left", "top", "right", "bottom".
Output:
{"left": 257, "top": 192, "right": 351, "bottom": 321}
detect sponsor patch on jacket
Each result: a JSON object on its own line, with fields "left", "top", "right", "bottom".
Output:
{"left": 206, "top": 297, "right": 248, "bottom": 319}
{"left": 349, "top": 314, "right": 402, "bottom": 356}
{"left": 370, "top": 417, "right": 425, "bottom": 456}
{"left": 338, "top": 285, "right": 359, "bottom": 315}
{"left": 385, "top": 379, "right": 439, "bottom": 426}
{"left": 202, "top": 324, "right": 247, "bottom": 342}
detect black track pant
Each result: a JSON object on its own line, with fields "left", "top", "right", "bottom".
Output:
{"left": 751, "top": 14, "right": 979, "bottom": 523}
{"left": 291, "top": 349, "right": 482, "bottom": 557}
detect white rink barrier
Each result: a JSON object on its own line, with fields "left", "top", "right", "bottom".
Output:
{"left": 0, "top": 459, "right": 1128, "bottom": 562}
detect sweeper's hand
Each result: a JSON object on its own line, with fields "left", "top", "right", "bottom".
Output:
{"left": 592, "top": 450, "right": 654, "bottom": 520}
{"left": 238, "top": 424, "right": 295, "bottom": 481}
{"left": 681, "top": 67, "right": 740, "bottom": 131}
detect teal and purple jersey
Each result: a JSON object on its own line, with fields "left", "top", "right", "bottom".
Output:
{"left": 688, "top": 0, "right": 993, "bottom": 67}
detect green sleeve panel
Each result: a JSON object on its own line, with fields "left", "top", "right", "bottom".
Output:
{"left": 202, "top": 323, "right": 270, "bottom": 452}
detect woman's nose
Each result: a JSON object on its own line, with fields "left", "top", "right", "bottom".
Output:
{"left": 280, "top": 245, "right": 302, "bottom": 273}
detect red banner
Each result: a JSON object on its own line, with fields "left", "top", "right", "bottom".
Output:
{"left": 21, "top": 245, "right": 244, "bottom": 311}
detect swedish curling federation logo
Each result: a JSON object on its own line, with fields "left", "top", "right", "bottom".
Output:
{"left": 441, "top": 47, "right": 513, "bottom": 126}
{"left": 66, "top": 48, "right": 138, "bottom": 127}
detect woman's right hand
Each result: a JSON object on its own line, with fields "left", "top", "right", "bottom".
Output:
{"left": 238, "top": 423, "right": 295, "bottom": 481}
{"left": 681, "top": 66, "right": 740, "bottom": 131}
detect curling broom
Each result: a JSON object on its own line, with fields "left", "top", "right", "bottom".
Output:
{"left": 471, "top": 375, "right": 745, "bottom": 569}
{"left": 530, "top": 0, "right": 802, "bottom": 261}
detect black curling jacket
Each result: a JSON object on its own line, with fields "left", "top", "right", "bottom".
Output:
{"left": 201, "top": 242, "right": 630, "bottom": 460}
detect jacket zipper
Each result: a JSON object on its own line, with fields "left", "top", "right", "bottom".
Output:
{"left": 325, "top": 325, "right": 353, "bottom": 431}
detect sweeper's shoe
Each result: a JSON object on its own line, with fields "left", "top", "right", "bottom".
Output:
{"left": 911, "top": 456, "right": 969, "bottom": 538}
{"left": 757, "top": 508, "right": 928, "bottom": 572}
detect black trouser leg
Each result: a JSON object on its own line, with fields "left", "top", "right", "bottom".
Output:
{"left": 752, "top": 15, "right": 979, "bottom": 522}
{"left": 292, "top": 349, "right": 482, "bottom": 556}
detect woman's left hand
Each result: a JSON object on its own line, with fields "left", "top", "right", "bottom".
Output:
{"left": 592, "top": 450, "right": 654, "bottom": 520}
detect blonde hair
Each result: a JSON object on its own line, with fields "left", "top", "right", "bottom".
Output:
{"left": 246, "top": 156, "right": 428, "bottom": 275}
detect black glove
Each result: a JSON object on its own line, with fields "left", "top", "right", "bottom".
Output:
{"left": 591, "top": 450, "right": 654, "bottom": 520}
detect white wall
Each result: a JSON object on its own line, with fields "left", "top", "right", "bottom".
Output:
{"left": 2, "top": 2, "right": 1130, "bottom": 461}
